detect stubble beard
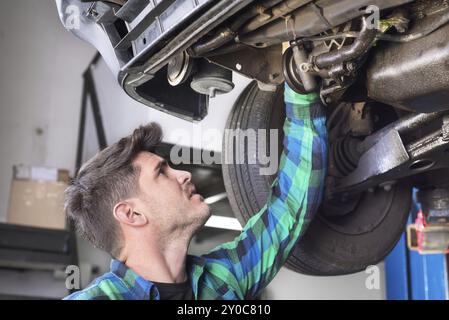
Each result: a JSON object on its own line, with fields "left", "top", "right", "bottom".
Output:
{"left": 185, "top": 203, "right": 211, "bottom": 236}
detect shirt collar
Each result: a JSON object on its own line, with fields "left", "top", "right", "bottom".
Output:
{"left": 109, "top": 256, "right": 207, "bottom": 300}
{"left": 186, "top": 255, "right": 206, "bottom": 299}
{"left": 110, "top": 259, "right": 157, "bottom": 300}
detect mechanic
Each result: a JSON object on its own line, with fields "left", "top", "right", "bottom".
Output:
{"left": 63, "top": 83, "right": 328, "bottom": 300}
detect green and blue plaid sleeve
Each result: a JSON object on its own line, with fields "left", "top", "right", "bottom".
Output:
{"left": 199, "top": 84, "right": 328, "bottom": 299}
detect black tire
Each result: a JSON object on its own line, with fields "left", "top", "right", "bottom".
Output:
{"left": 222, "top": 81, "right": 413, "bottom": 275}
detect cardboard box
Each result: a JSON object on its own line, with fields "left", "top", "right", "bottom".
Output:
{"left": 7, "top": 165, "right": 69, "bottom": 230}
{"left": 13, "top": 164, "right": 70, "bottom": 183}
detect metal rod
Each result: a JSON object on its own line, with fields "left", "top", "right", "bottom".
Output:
{"left": 240, "top": 0, "right": 309, "bottom": 34}
{"left": 84, "top": 68, "right": 108, "bottom": 150}
{"left": 191, "top": 0, "right": 284, "bottom": 56}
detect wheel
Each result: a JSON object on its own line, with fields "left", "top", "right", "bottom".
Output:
{"left": 222, "top": 81, "right": 413, "bottom": 275}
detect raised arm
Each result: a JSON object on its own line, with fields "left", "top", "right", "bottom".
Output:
{"left": 202, "top": 84, "right": 328, "bottom": 299}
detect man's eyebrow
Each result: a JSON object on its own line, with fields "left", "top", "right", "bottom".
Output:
{"left": 153, "top": 158, "right": 167, "bottom": 172}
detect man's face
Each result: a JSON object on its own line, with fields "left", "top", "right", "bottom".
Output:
{"left": 132, "top": 151, "right": 211, "bottom": 235}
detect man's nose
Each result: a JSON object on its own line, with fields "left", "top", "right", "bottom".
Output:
{"left": 175, "top": 169, "right": 191, "bottom": 185}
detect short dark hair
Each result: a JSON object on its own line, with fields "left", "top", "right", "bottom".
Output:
{"left": 65, "top": 122, "right": 162, "bottom": 257}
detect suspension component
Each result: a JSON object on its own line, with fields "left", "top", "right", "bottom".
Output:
{"left": 167, "top": 51, "right": 195, "bottom": 86}
{"left": 190, "top": 60, "right": 234, "bottom": 98}
{"left": 330, "top": 135, "right": 363, "bottom": 177}
{"left": 282, "top": 42, "right": 317, "bottom": 94}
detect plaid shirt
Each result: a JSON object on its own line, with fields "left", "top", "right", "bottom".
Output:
{"left": 65, "top": 85, "right": 328, "bottom": 300}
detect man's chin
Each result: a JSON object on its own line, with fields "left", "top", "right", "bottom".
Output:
{"left": 204, "top": 204, "right": 212, "bottom": 219}
{"left": 199, "top": 203, "right": 211, "bottom": 222}
{"left": 188, "top": 204, "right": 211, "bottom": 234}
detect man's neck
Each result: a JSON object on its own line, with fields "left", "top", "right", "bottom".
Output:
{"left": 121, "top": 232, "right": 191, "bottom": 284}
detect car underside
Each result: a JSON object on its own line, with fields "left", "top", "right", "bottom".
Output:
{"left": 57, "top": 0, "right": 449, "bottom": 275}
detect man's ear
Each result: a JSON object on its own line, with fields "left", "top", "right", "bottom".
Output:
{"left": 113, "top": 201, "right": 148, "bottom": 227}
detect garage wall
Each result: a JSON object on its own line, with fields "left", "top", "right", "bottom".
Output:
{"left": 0, "top": 0, "right": 96, "bottom": 221}
{"left": 0, "top": 0, "right": 386, "bottom": 299}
